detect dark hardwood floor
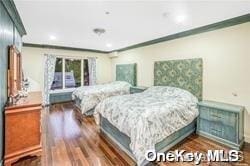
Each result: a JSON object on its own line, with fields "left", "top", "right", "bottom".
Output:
{"left": 13, "top": 102, "right": 250, "bottom": 166}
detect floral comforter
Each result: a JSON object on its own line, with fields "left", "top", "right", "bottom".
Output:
{"left": 94, "top": 86, "right": 199, "bottom": 165}
{"left": 72, "top": 81, "right": 131, "bottom": 114}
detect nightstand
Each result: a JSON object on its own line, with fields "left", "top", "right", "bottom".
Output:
{"left": 130, "top": 86, "right": 148, "bottom": 94}
{"left": 197, "top": 100, "right": 244, "bottom": 150}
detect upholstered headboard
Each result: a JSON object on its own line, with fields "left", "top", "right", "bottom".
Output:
{"left": 154, "top": 58, "right": 203, "bottom": 100}
{"left": 116, "top": 63, "right": 137, "bottom": 86}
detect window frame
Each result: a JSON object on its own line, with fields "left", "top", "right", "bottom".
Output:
{"left": 50, "top": 56, "right": 86, "bottom": 93}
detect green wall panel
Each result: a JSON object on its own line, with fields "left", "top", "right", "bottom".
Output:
{"left": 0, "top": 2, "right": 23, "bottom": 163}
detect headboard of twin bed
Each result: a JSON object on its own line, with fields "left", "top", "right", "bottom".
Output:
{"left": 116, "top": 63, "right": 137, "bottom": 86}
{"left": 154, "top": 58, "right": 203, "bottom": 100}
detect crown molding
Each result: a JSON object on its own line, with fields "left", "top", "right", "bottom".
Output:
{"left": 23, "top": 43, "right": 109, "bottom": 54}
{"left": 114, "top": 14, "right": 250, "bottom": 52}
{"left": 24, "top": 14, "right": 250, "bottom": 54}
{"left": 1, "top": 0, "right": 26, "bottom": 36}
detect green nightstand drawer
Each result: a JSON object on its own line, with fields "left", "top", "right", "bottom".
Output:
{"left": 198, "top": 118, "right": 237, "bottom": 143}
{"left": 199, "top": 106, "right": 237, "bottom": 127}
{"left": 130, "top": 86, "right": 148, "bottom": 94}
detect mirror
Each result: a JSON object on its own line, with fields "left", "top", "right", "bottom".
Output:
{"left": 8, "top": 45, "right": 22, "bottom": 98}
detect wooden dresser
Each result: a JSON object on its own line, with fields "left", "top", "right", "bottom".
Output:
{"left": 4, "top": 91, "right": 42, "bottom": 166}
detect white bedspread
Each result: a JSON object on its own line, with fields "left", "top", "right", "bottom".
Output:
{"left": 72, "top": 81, "right": 131, "bottom": 114}
{"left": 94, "top": 86, "right": 198, "bottom": 165}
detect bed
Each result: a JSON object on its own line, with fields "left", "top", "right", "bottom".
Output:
{"left": 72, "top": 63, "right": 137, "bottom": 115}
{"left": 94, "top": 58, "right": 203, "bottom": 165}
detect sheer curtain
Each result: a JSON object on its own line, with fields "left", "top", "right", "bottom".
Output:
{"left": 44, "top": 54, "right": 56, "bottom": 105}
{"left": 87, "top": 57, "right": 96, "bottom": 85}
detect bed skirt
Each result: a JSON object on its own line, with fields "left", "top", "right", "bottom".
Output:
{"left": 100, "top": 116, "right": 196, "bottom": 165}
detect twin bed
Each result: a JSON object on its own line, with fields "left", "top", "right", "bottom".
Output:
{"left": 72, "top": 59, "right": 203, "bottom": 165}
{"left": 72, "top": 63, "right": 137, "bottom": 115}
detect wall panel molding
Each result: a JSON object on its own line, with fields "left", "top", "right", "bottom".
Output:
{"left": 1, "top": 0, "right": 26, "bottom": 36}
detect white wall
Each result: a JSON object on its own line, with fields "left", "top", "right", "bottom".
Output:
{"left": 110, "top": 22, "right": 250, "bottom": 142}
{"left": 22, "top": 23, "right": 250, "bottom": 142}
{"left": 22, "top": 47, "right": 112, "bottom": 91}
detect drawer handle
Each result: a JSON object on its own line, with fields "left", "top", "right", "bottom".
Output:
{"left": 211, "top": 114, "right": 221, "bottom": 118}
{"left": 211, "top": 128, "right": 222, "bottom": 133}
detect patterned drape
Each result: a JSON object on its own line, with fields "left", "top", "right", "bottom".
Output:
{"left": 44, "top": 54, "right": 57, "bottom": 105}
{"left": 83, "top": 59, "right": 89, "bottom": 85}
{"left": 87, "top": 57, "right": 96, "bottom": 85}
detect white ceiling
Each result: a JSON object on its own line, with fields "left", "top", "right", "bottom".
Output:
{"left": 14, "top": 0, "right": 250, "bottom": 52}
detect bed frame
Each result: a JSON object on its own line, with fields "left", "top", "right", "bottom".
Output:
{"left": 101, "top": 117, "right": 196, "bottom": 164}
{"left": 100, "top": 58, "right": 203, "bottom": 165}
{"left": 74, "top": 63, "right": 137, "bottom": 115}
{"left": 74, "top": 97, "right": 94, "bottom": 116}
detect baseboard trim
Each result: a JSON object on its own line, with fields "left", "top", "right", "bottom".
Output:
{"left": 245, "top": 134, "right": 250, "bottom": 143}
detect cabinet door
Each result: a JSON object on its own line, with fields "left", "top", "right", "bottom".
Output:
{"left": 5, "top": 106, "right": 41, "bottom": 155}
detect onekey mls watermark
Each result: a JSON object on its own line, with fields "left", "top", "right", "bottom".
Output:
{"left": 145, "top": 149, "right": 243, "bottom": 164}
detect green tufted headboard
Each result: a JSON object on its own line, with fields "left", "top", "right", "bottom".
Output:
{"left": 116, "top": 63, "right": 137, "bottom": 86}
{"left": 154, "top": 58, "right": 203, "bottom": 100}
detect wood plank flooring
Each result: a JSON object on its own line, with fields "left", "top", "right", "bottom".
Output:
{"left": 13, "top": 102, "right": 250, "bottom": 166}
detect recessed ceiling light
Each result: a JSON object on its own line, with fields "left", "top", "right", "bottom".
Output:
{"left": 106, "top": 43, "right": 112, "bottom": 48}
{"left": 175, "top": 15, "right": 187, "bottom": 23}
{"left": 49, "top": 35, "right": 56, "bottom": 40}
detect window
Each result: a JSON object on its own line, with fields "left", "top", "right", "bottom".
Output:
{"left": 51, "top": 58, "right": 63, "bottom": 90}
{"left": 65, "top": 59, "right": 81, "bottom": 88}
{"left": 51, "top": 57, "right": 89, "bottom": 91}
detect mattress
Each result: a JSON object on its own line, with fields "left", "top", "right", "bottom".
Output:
{"left": 72, "top": 81, "right": 131, "bottom": 114}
